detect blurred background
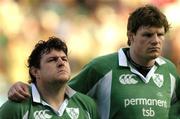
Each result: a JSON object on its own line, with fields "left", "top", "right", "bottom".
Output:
{"left": 1, "top": 0, "right": 180, "bottom": 106}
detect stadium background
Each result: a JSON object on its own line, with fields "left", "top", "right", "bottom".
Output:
{"left": 1, "top": 0, "right": 180, "bottom": 106}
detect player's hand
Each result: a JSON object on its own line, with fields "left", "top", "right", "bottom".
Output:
{"left": 8, "top": 81, "right": 31, "bottom": 102}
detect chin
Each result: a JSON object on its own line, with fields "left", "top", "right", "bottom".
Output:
{"left": 59, "top": 76, "right": 70, "bottom": 82}
{"left": 52, "top": 79, "right": 69, "bottom": 85}
{"left": 150, "top": 54, "right": 160, "bottom": 59}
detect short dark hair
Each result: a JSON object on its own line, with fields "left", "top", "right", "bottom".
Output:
{"left": 127, "top": 4, "right": 170, "bottom": 45}
{"left": 28, "top": 36, "right": 68, "bottom": 83}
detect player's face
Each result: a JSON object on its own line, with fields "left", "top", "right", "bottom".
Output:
{"left": 36, "top": 49, "right": 71, "bottom": 84}
{"left": 130, "top": 26, "right": 165, "bottom": 62}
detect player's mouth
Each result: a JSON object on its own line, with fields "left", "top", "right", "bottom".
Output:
{"left": 148, "top": 47, "right": 160, "bottom": 52}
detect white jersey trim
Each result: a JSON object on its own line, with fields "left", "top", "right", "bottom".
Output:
{"left": 87, "top": 71, "right": 112, "bottom": 119}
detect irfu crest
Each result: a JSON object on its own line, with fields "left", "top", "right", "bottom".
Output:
{"left": 152, "top": 74, "right": 164, "bottom": 88}
{"left": 66, "top": 108, "right": 79, "bottom": 119}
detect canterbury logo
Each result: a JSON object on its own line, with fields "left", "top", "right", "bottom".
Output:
{"left": 33, "top": 110, "right": 52, "bottom": 119}
{"left": 119, "top": 74, "right": 138, "bottom": 84}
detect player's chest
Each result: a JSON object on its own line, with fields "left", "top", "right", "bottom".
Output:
{"left": 26, "top": 102, "right": 90, "bottom": 119}
{"left": 111, "top": 68, "right": 171, "bottom": 99}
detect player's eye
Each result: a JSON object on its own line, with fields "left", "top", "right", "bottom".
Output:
{"left": 62, "top": 57, "right": 68, "bottom": 62}
{"left": 157, "top": 33, "right": 164, "bottom": 37}
{"left": 48, "top": 57, "right": 58, "bottom": 62}
{"left": 142, "top": 33, "right": 153, "bottom": 37}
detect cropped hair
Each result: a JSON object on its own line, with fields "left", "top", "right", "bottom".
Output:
{"left": 127, "top": 4, "right": 170, "bottom": 45}
{"left": 28, "top": 36, "right": 68, "bottom": 83}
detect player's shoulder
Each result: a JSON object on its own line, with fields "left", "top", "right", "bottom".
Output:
{"left": 0, "top": 99, "right": 30, "bottom": 110}
{"left": 74, "top": 92, "right": 96, "bottom": 104}
{"left": 157, "top": 57, "right": 179, "bottom": 76}
{"left": 87, "top": 52, "right": 118, "bottom": 68}
{"left": 93, "top": 52, "right": 118, "bottom": 62}
{"left": 72, "top": 91, "right": 97, "bottom": 110}
{"left": 0, "top": 99, "right": 30, "bottom": 118}
{"left": 66, "top": 86, "right": 96, "bottom": 105}
{"left": 158, "top": 57, "right": 176, "bottom": 68}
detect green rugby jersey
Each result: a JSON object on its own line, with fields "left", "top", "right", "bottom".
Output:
{"left": 0, "top": 84, "right": 99, "bottom": 119}
{"left": 69, "top": 48, "right": 180, "bottom": 119}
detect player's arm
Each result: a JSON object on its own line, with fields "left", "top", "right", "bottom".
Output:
{"left": 69, "top": 61, "right": 103, "bottom": 94}
{"left": 69, "top": 66, "right": 93, "bottom": 94}
{"left": 169, "top": 76, "right": 180, "bottom": 119}
{"left": 8, "top": 81, "right": 31, "bottom": 102}
{"left": 167, "top": 60, "right": 180, "bottom": 118}
{"left": 69, "top": 55, "right": 111, "bottom": 94}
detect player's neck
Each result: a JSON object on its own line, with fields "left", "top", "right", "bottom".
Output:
{"left": 128, "top": 49, "right": 155, "bottom": 68}
{"left": 37, "top": 83, "right": 67, "bottom": 111}
{"left": 127, "top": 49, "right": 155, "bottom": 77}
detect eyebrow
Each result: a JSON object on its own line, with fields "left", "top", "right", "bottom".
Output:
{"left": 47, "top": 55, "right": 67, "bottom": 59}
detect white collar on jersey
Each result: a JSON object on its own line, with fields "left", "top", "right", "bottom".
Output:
{"left": 31, "top": 83, "right": 76, "bottom": 116}
{"left": 118, "top": 48, "right": 166, "bottom": 67}
{"left": 31, "top": 83, "right": 76, "bottom": 104}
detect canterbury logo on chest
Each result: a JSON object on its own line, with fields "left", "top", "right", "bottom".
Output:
{"left": 31, "top": 108, "right": 80, "bottom": 119}
{"left": 119, "top": 73, "right": 164, "bottom": 88}
{"left": 119, "top": 74, "right": 138, "bottom": 84}
{"left": 33, "top": 110, "right": 52, "bottom": 119}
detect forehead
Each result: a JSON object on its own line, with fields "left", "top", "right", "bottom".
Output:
{"left": 137, "top": 26, "right": 165, "bottom": 33}
{"left": 42, "top": 49, "right": 67, "bottom": 58}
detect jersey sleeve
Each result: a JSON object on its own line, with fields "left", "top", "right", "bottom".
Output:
{"left": 69, "top": 53, "right": 117, "bottom": 94}
{"left": 169, "top": 70, "right": 180, "bottom": 118}
{"left": 168, "top": 60, "right": 180, "bottom": 102}
{"left": 0, "top": 100, "right": 29, "bottom": 119}
{"left": 165, "top": 59, "right": 180, "bottom": 118}
{"left": 69, "top": 60, "right": 104, "bottom": 94}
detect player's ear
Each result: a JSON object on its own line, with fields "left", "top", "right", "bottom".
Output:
{"left": 127, "top": 31, "right": 134, "bottom": 45}
{"left": 30, "top": 66, "right": 40, "bottom": 80}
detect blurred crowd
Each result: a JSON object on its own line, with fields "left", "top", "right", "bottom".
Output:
{"left": 1, "top": 0, "right": 180, "bottom": 106}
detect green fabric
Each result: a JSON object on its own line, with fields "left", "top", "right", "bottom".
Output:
{"left": 0, "top": 88, "right": 99, "bottom": 119}
{"left": 69, "top": 48, "right": 180, "bottom": 119}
